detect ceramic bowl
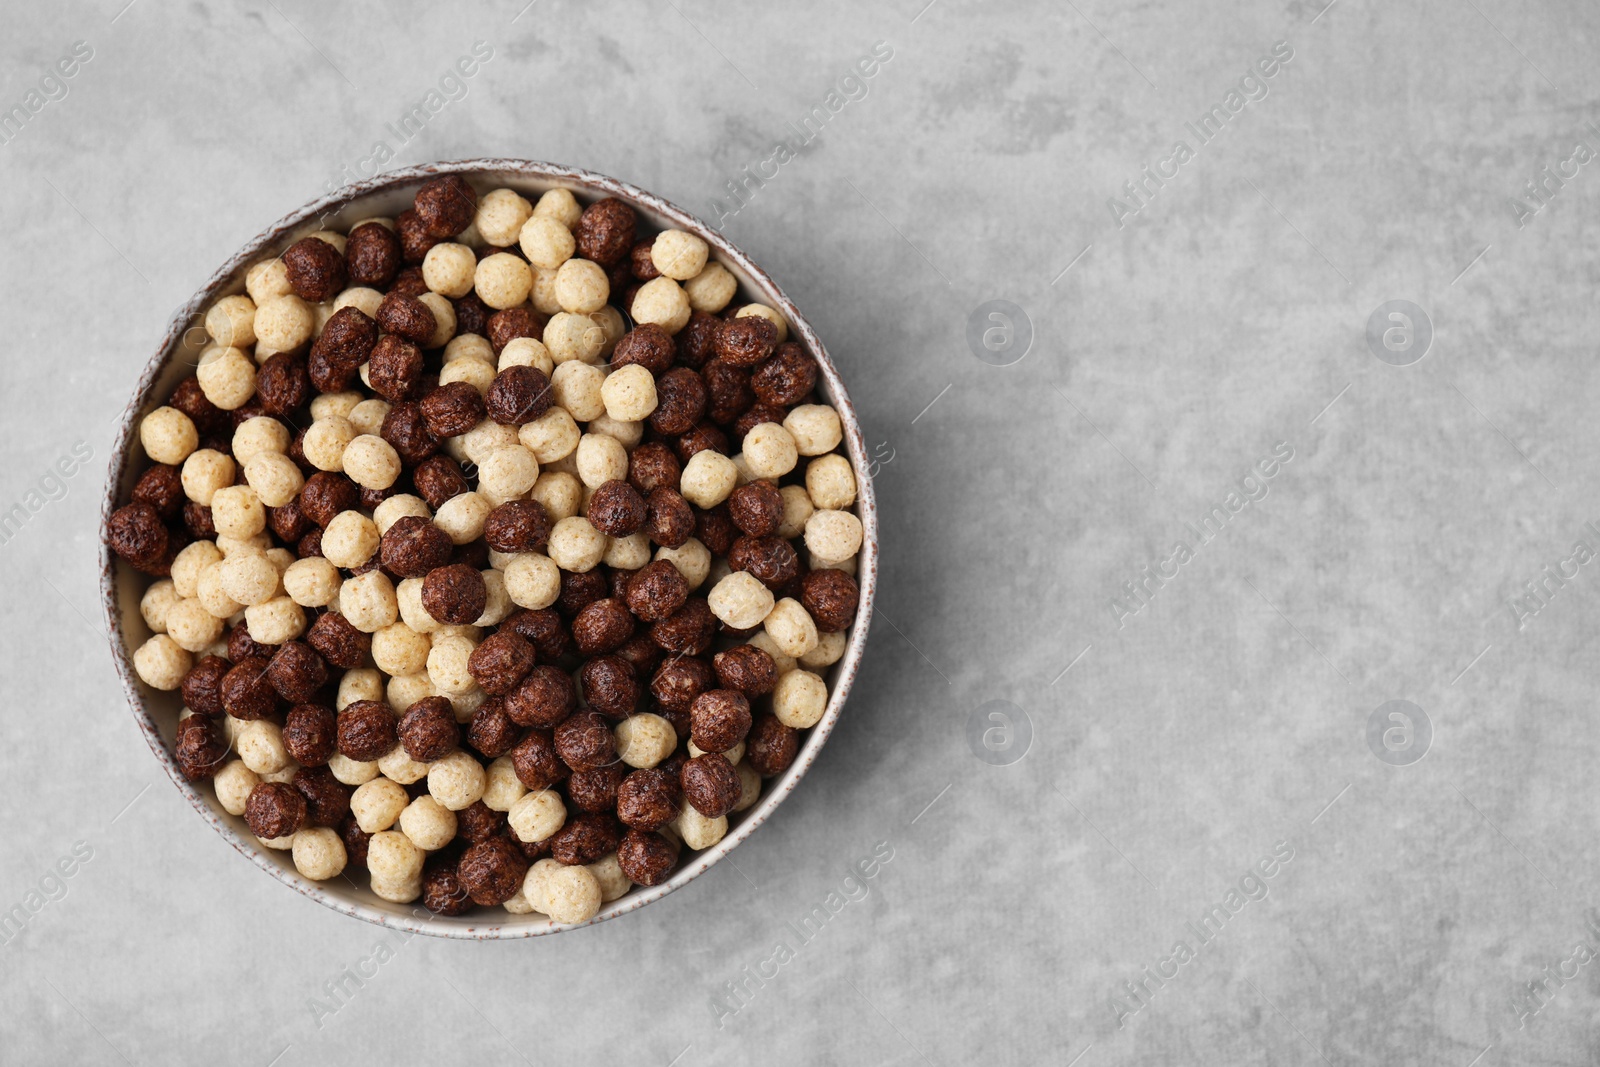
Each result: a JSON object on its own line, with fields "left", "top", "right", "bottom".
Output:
{"left": 101, "top": 159, "right": 878, "bottom": 938}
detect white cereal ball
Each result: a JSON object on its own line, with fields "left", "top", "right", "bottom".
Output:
{"left": 214, "top": 760, "right": 260, "bottom": 816}
{"left": 477, "top": 445, "right": 541, "bottom": 505}
{"left": 543, "top": 864, "right": 602, "bottom": 924}
{"left": 258, "top": 832, "right": 296, "bottom": 851}
{"left": 398, "top": 795, "right": 458, "bottom": 851}
{"left": 736, "top": 303, "right": 789, "bottom": 343}
{"left": 427, "top": 634, "right": 479, "bottom": 695}
{"left": 387, "top": 672, "right": 438, "bottom": 712}
{"left": 680, "top": 450, "right": 738, "bottom": 508}
{"left": 530, "top": 472, "right": 583, "bottom": 522}
{"left": 303, "top": 416, "right": 356, "bottom": 472}
{"left": 518, "top": 214, "right": 576, "bottom": 269}
{"left": 371, "top": 622, "right": 431, "bottom": 677}
{"left": 483, "top": 756, "right": 527, "bottom": 812}
{"left": 805, "top": 509, "right": 864, "bottom": 561}
{"left": 733, "top": 761, "right": 762, "bottom": 812}
{"left": 165, "top": 597, "right": 226, "bottom": 652}
{"left": 205, "top": 294, "right": 257, "bottom": 348}
{"left": 433, "top": 491, "right": 492, "bottom": 545}
{"left": 215, "top": 531, "right": 271, "bottom": 557}
{"left": 243, "top": 451, "right": 304, "bottom": 508}
{"left": 179, "top": 450, "right": 234, "bottom": 508}
{"left": 238, "top": 720, "right": 290, "bottom": 775}
{"left": 373, "top": 494, "right": 432, "bottom": 535}
{"left": 292, "top": 827, "right": 347, "bottom": 881}
{"left": 476, "top": 570, "right": 513, "bottom": 627}
{"left": 329, "top": 752, "right": 380, "bottom": 786}
{"left": 655, "top": 538, "right": 711, "bottom": 590}
{"left": 547, "top": 516, "right": 607, "bottom": 573}
{"left": 347, "top": 398, "right": 391, "bottom": 437}
{"left": 377, "top": 742, "right": 431, "bottom": 785}
{"left": 171, "top": 541, "right": 222, "bottom": 599}
{"left": 544, "top": 312, "right": 606, "bottom": 366}
{"left": 764, "top": 597, "right": 819, "bottom": 657}
{"left": 503, "top": 553, "right": 562, "bottom": 610}
{"left": 522, "top": 857, "right": 563, "bottom": 913}
{"left": 474, "top": 252, "right": 533, "bottom": 310}
{"left": 341, "top": 435, "right": 401, "bottom": 491}
{"left": 518, "top": 408, "right": 581, "bottom": 466}
{"left": 195, "top": 561, "right": 243, "bottom": 619}
{"left": 218, "top": 551, "right": 279, "bottom": 607}
{"left": 688, "top": 738, "right": 743, "bottom": 764}
{"left": 588, "top": 413, "right": 644, "bottom": 449}
{"left": 784, "top": 405, "right": 843, "bottom": 457}
{"left": 445, "top": 333, "right": 495, "bottom": 365}
{"left": 370, "top": 874, "right": 422, "bottom": 904}
{"left": 139, "top": 407, "right": 198, "bottom": 465}
{"left": 232, "top": 416, "right": 290, "bottom": 468}
{"left": 283, "top": 557, "right": 341, "bottom": 607}
{"left": 589, "top": 305, "right": 626, "bottom": 355}
{"left": 742, "top": 422, "right": 798, "bottom": 480}
{"left": 615, "top": 713, "right": 677, "bottom": 769}
{"left": 533, "top": 187, "right": 582, "bottom": 228}
{"left": 808, "top": 550, "right": 857, "bottom": 576}
{"left": 806, "top": 454, "right": 857, "bottom": 510}
{"left": 773, "top": 668, "right": 829, "bottom": 729}
{"left": 246, "top": 596, "right": 306, "bottom": 645}
{"left": 651, "top": 229, "right": 710, "bottom": 282}
{"left": 800, "top": 629, "right": 847, "bottom": 669}
{"left": 676, "top": 799, "right": 728, "bottom": 850}
{"left": 321, "top": 511, "right": 379, "bottom": 569}
{"left": 475, "top": 188, "right": 534, "bottom": 247}
{"left": 508, "top": 789, "right": 566, "bottom": 843}
{"left": 774, "top": 486, "right": 815, "bottom": 542}
{"left": 428, "top": 751, "right": 487, "bottom": 811}
{"left": 246, "top": 258, "right": 293, "bottom": 305}
{"left": 502, "top": 887, "right": 537, "bottom": 915}
{"left": 333, "top": 287, "right": 385, "bottom": 319}
{"left": 588, "top": 853, "right": 631, "bottom": 902}
{"left": 352, "top": 778, "right": 410, "bottom": 833}
{"left": 528, "top": 265, "right": 563, "bottom": 315}
{"left": 418, "top": 292, "right": 457, "bottom": 349}
{"left": 630, "top": 277, "right": 691, "bottom": 334}
{"left": 254, "top": 294, "right": 315, "bottom": 351}
{"left": 139, "top": 580, "right": 181, "bottom": 633}
{"left": 682, "top": 261, "right": 737, "bottom": 313}
{"left": 459, "top": 419, "right": 521, "bottom": 466}
{"left": 310, "top": 229, "right": 347, "bottom": 253}
{"left": 210, "top": 485, "right": 265, "bottom": 539}
{"left": 265, "top": 547, "right": 296, "bottom": 575}
{"left": 196, "top": 347, "right": 258, "bottom": 411}
{"left": 707, "top": 571, "right": 775, "bottom": 630}
{"left": 337, "top": 668, "right": 384, "bottom": 710}
{"left": 575, "top": 432, "right": 628, "bottom": 489}
{"left": 133, "top": 634, "right": 190, "bottom": 690}
{"left": 395, "top": 578, "right": 441, "bottom": 634}
{"left": 367, "top": 829, "right": 424, "bottom": 883}
{"left": 422, "top": 243, "right": 478, "bottom": 298}
{"left": 499, "top": 335, "right": 555, "bottom": 376}
{"left": 729, "top": 453, "right": 757, "bottom": 487}
{"left": 603, "top": 532, "right": 651, "bottom": 570}
{"left": 554, "top": 258, "right": 609, "bottom": 314}
{"left": 600, "top": 364, "right": 658, "bottom": 422}
{"left": 340, "top": 570, "right": 398, "bottom": 633}
{"left": 439, "top": 356, "right": 495, "bottom": 395}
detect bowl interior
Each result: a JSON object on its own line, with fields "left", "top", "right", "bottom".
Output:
{"left": 103, "top": 161, "right": 877, "bottom": 938}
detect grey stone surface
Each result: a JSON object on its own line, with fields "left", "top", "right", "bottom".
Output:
{"left": 3, "top": 0, "right": 1599, "bottom": 1063}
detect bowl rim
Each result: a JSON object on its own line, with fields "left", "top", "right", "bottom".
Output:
{"left": 100, "top": 158, "right": 878, "bottom": 939}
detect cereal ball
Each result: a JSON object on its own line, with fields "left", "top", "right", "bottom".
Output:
{"left": 247, "top": 595, "right": 306, "bottom": 645}
{"left": 426, "top": 633, "right": 479, "bottom": 695}
{"left": 551, "top": 364, "right": 606, "bottom": 427}
{"left": 462, "top": 630, "right": 531, "bottom": 695}
{"left": 376, "top": 740, "right": 431, "bottom": 785}
{"left": 218, "top": 655, "right": 275, "bottom": 720}
{"left": 179, "top": 654, "right": 229, "bottom": 717}
{"left": 427, "top": 750, "right": 487, "bottom": 811}
{"left": 266, "top": 641, "right": 327, "bottom": 704}
{"left": 419, "top": 861, "right": 473, "bottom": 914}
{"left": 582, "top": 483, "right": 642, "bottom": 541}
{"left": 133, "top": 634, "right": 191, "bottom": 691}
{"left": 649, "top": 596, "right": 717, "bottom": 656}
{"left": 800, "top": 568, "right": 859, "bottom": 633}
{"left": 536, "top": 862, "right": 600, "bottom": 923}
{"left": 736, "top": 303, "right": 789, "bottom": 343}
{"left": 741, "top": 422, "right": 798, "bottom": 481}
{"left": 529, "top": 473, "right": 582, "bottom": 525}
{"left": 485, "top": 365, "right": 554, "bottom": 427}
{"left": 346, "top": 221, "right": 401, "bottom": 287}
{"left": 454, "top": 836, "right": 528, "bottom": 906}
{"left": 752, "top": 341, "right": 817, "bottom": 405}
{"left": 255, "top": 295, "right": 316, "bottom": 351}
{"left": 618, "top": 560, "right": 684, "bottom": 623}
{"left": 482, "top": 755, "right": 528, "bottom": 812}
{"left": 552, "top": 711, "right": 616, "bottom": 772}
{"left": 413, "top": 174, "right": 477, "bottom": 238}
{"left": 234, "top": 720, "right": 289, "bottom": 776}
{"left": 418, "top": 382, "right": 486, "bottom": 441}
{"left": 772, "top": 668, "right": 828, "bottom": 730}
{"left": 575, "top": 656, "right": 636, "bottom": 720}
{"left": 486, "top": 306, "right": 546, "bottom": 355}
{"left": 368, "top": 830, "right": 426, "bottom": 895}
{"left": 231, "top": 417, "right": 289, "bottom": 469}
{"left": 678, "top": 450, "right": 738, "bottom": 510}
{"left": 475, "top": 252, "right": 534, "bottom": 310}
{"left": 768, "top": 491, "right": 807, "bottom": 550}
{"left": 675, "top": 798, "right": 729, "bottom": 850}
{"left": 680, "top": 753, "right": 741, "bottom": 819}
{"left": 571, "top": 597, "right": 634, "bottom": 656}
{"left": 422, "top": 564, "right": 487, "bottom": 625}
{"left": 310, "top": 306, "right": 380, "bottom": 392}
{"left": 641, "top": 498, "right": 696, "bottom": 568}
{"left": 532, "top": 187, "right": 582, "bottom": 228}
{"left": 164, "top": 598, "right": 226, "bottom": 653}
{"left": 241, "top": 452, "right": 303, "bottom": 510}
{"left": 689, "top": 690, "right": 751, "bottom": 754}
{"left": 246, "top": 258, "right": 294, "bottom": 305}
{"left": 713, "top": 315, "right": 777, "bottom": 369}
{"left": 366, "top": 335, "right": 424, "bottom": 403}
{"left": 617, "top": 767, "right": 682, "bottom": 830}
{"left": 727, "top": 481, "right": 783, "bottom": 539}
{"left": 398, "top": 695, "right": 460, "bottom": 761}
{"left": 314, "top": 511, "right": 374, "bottom": 572}
{"left": 351, "top": 778, "right": 410, "bottom": 834}
{"left": 707, "top": 571, "right": 774, "bottom": 630}
{"left": 338, "top": 700, "right": 398, "bottom": 763}
{"left": 256, "top": 352, "right": 311, "bottom": 416}
{"left": 542, "top": 516, "right": 603, "bottom": 573}
{"left": 518, "top": 409, "right": 581, "bottom": 469}
{"left": 682, "top": 259, "right": 736, "bottom": 312}
{"left": 422, "top": 242, "right": 477, "bottom": 298}
{"left": 764, "top": 598, "right": 819, "bottom": 658}
{"left": 281, "top": 703, "right": 338, "bottom": 767}
{"left": 550, "top": 811, "right": 622, "bottom": 866}
{"left": 471, "top": 188, "right": 532, "bottom": 248}
{"left": 398, "top": 795, "right": 458, "bottom": 852}
{"left": 784, "top": 404, "right": 843, "bottom": 456}
{"left": 477, "top": 445, "right": 541, "bottom": 506}
{"left": 175, "top": 454, "right": 233, "bottom": 515}
{"left": 804, "top": 508, "right": 864, "bottom": 562}
{"left": 508, "top": 788, "right": 566, "bottom": 844}
{"left": 341, "top": 435, "right": 401, "bottom": 491}
{"left": 307, "top": 612, "right": 370, "bottom": 671}
{"left": 138, "top": 406, "right": 199, "bottom": 467}
{"left": 456, "top": 800, "right": 509, "bottom": 844}
{"left": 610, "top": 327, "right": 672, "bottom": 380}
{"left": 498, "top": 337, "right": 554, "bottom": 379}
{"left": 800, "top": 629, "right": 847, "bottom": 669}
{"left": 617, "top": 829, "right": 679, "bottom": 886}
{"left": 431, "top": 494, "right": 491, "bottom": 550}
{"left": 480, "top": 502, "right": 551, "bottom": 557}
{"left": 293, "top": 765, "right": 353, "bottom": 826}
{"left": 650, "top": 230, "right": 709, "bottom": 281}
{"left": 373, "top": 515, "right": 448, "bottom": 580}
{"left": 502, "top": 553, "right": 562, "bottom": 611}
{"left": 370, "top": 873, "right": 422, "bottom": 904}
{"left": 505, "top": 665, "right": 575, "bottom": 729}
{"left": 573, "top": 197, "right": 636, "bottom": 266}
{"left": 246, "top": 781, "right": 307, "bottom": 840}
{"left": 336, "top": 668, "right": 383, "bottom": 711}
{"left": 466, "top": 699, "right": 521, "bottom": 760}
{"left": 573, "top": 435, "right": 627, "bottom": 493}
{"left": 599, "top": 364, "right": 658, "bottom": 423}
{"left": 205, "top": 294, "right": 257, "bottom": 349}
{"left": 587, "top": 852, "right": 631, "bottom": 901}
{"left": 282, "top": 237, "right": 347, "bottom": 302}
{"left": 732, "top": 760, "right": 762, "bottom": 812}
{"left": 553, "top": 258, "right": 609, "bottom": 314}
{"left": 372, "top": 293, "right": 435, "bottom": 349}
{"left": 214, "top": 760, "right": 261, "bottom": 816}
{"left": 296, "top": 472, "right": 359, "bottom": 529}
{"left": 195, "top": 347, "right": 257, "bottom": 411}
{"left": 300, "top": 416, "right": 356, "bottom": 473}
{"left": 518, "top": 214, "right": 576, "bottom": 270}
{"left": 630, "top": 277, "right": 691, "bottom": 334}
{"left": 713, "top": 645, "right": 779, "bottom": 699}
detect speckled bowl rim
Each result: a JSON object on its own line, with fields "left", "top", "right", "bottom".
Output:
{"left": 101, "top": 159, "right": 878, "bottom": 939}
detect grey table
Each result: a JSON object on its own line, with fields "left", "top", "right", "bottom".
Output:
{"left": 3, "top": 1, "right": 1598, "bottom": 1063}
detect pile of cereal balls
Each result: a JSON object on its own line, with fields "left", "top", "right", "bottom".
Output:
{"left": 109, "top": 175, "right": 864, "bottom": 924}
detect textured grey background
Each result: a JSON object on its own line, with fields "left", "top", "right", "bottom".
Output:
{"left": 3, "top": 0, "right": 1599, "bottom": 1063}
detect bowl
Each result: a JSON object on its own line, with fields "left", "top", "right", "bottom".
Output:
{"left": 101, "top": 159, "right": 878, "bottom": 938}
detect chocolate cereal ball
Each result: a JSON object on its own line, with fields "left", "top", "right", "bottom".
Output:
{"left": 310, "top": 307, "right": 378, "bottom": 392}
{"left": 457, "top": 800, "right": 508, "bottom": 843}
{"left": 503, "top": 609, "right": 574, "bottom": 663}
{"left": 422, "top": 564, "right": 487, "bottom": 625}
{"left": 245, "top": 781, "right": 308, "bottom": 840}
{"left": 175, "top": 715, "right": 228, "bottom": 781}
{"left": 648, "top": 367, "right": 707, "bottom": 437}
{"left": 649, "top": 597, "right": 716, "bottom": 656}
{"left": 306, "top": 611, "right": 370, "bottom": 670}
{"left": 628, "top": 442, "right": 681, "bottom": 495}
{"left": 267, "top": 640, "right": 328, "bottom": 703}
{"left": 486, "top": 307, "right": 545, "bottom": 354}
{"left": 571, "top": 597, "right": 634, "bottom": 657}
{"left": 649, "top": 656, "right": 714, "bottom": 714}
{"left": 346, "top": 221, "right": 402, "bottom": 288}
{"left": 681, "top": 753, "right": 741, "bottom": 818}
{"left": 381, "top": 515, "right": 453, "bottom": 579}
{"left": 466, "top": 697, "right": 521, "bottom": 759}
{"left": 549, "top": 812, "right": 621, "bottom": 866}
{"left": 745, "top": 713, "right": 799, "bottom": 777}
{"left": 751, "top": 342, "right": 818, "bottom": 406}
{"left": 457, "top": 836, "right": 529, "bottom": 906}
{"left": 510, "top": 729, "right": 568, "bottom": 790}
{"left": 414, "top": 174, "right": 478, "bottom": 239}
{"left": 366, "top": 334, "right": 425, "bottom": 401}
{"left": 483, "top": 500, "right": 552, "bottom": 553}
{"left": 256, "top": 353, "right": 310, "bottom": 417}
{"left": 616, "top": 768, "right": 681, "bottom": 831}
{"left": 399, "top": 696, "right": 460, "bottom": 762}
{"left": 374, "top": 293, "right": 436, "bottom": 347}
{"left": 338, "top": 700, "right": 398, "bottom": 762}
{"left": 578, "top": 656, "right": 639, "bottom": 719}
{"left": 574, "top": 197, "right": 636, "bottom": 267}
{"left": 422, "top": 861, "right": 475, "bottom": 916}
{"left": 713, "top": 315, "right": 777, "bottom": 368}
{"left": 298, "top": 471, "right": 360, "bottom": 527}
{"left": 566, "top": 763, "right": 626, "bottom": 813}
{"left": 283, "top": 703, "right": 339, "bottom": 766}
{"left": 689, "top": 690, "right": 752, "bottom": 754}
{"left": 181, "top": 655, "right": 231, "bottom": 717}
{"left": 713, "top": 645, "right": 778, "bottom": 698}
{"left": 728, "top": 535, "right": 799, "bottom": 590}
{"left": 800, "top": 568, "right": 859, "bottom": 632}
{"left": 624, "top": 560, "right": 689, "bottom": 622}
{"left": 485, "top": 365, "right": 553, "bottom": 425}
{"left": 554, "top": 712, "right": 616, "bottom": 771}
{"left": 616, "top": 828, "right": 679, "bottom": 886}
{"left": 132, "top": 464, "right": 185, "bottom": 518}
{"left": 420, "top": 381, "right": 487, "bottom": 439}
{"left": 642, "top": 488, "right": 695, "bottom": 550}
{"left": 412, "top": 454, "right": 471, "bottom": 508}
{"left": 107, "top": 503, "right": 168, "bottom": 569}
{"left": 585, "top": 480, "right": 645, "bottom": 537}
{"left": 220, "top": 656, "right": 277, "bottom": 720}
{"left": 467, "top": 630, "right": 535, "bottom": 695}
{"left": 282, "top": 237, "right": 347, "bottom": 303}
{"left": 505, "top": 665, "right": 576, "bottom": 728}
{"left": 293, "top": 765, "right": 353, "bottom": 826}
{"left": 727, "top": 481, "right": 783, "bottom": 538}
